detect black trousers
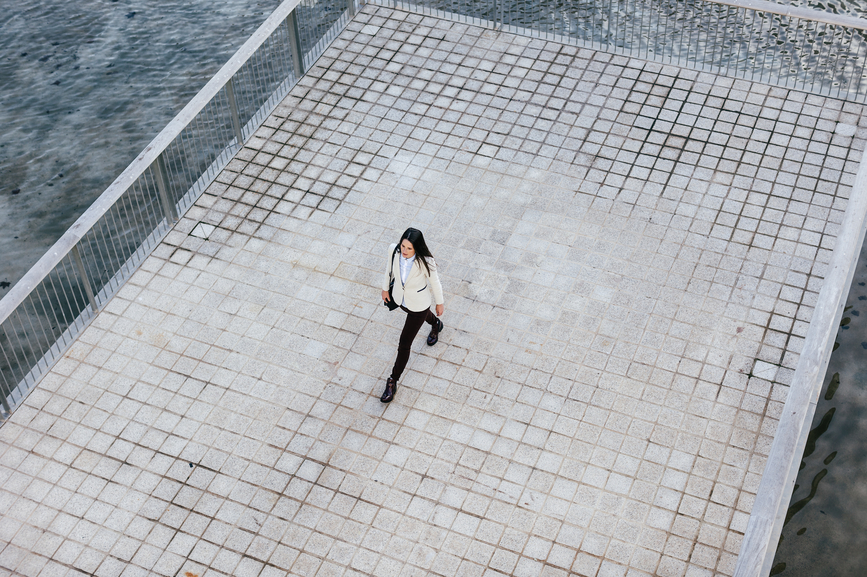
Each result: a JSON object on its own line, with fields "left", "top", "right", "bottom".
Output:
{"left": 390, "top": 305, "right": 438, "bottom": 381}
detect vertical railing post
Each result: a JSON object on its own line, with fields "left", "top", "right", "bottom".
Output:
{"left": 71, "top": 246, "right": 100, "bottom": 314}
{"left": 286, "top": 10, "right": 305, "bottom": 80}
{"left": 0, "top": 390, "right": 10, "bottom": 416}
{"left": 857, "top": 31, "right": 867, "bottom": 103}
{"left": 0, "top": 336, "right": 13, "bottom": 414}
{"left": 347, "top": 0, "right": 356, "bottom": 18}
{"left": 225, "top": 78, "right": 246, "bottom": 147}
{"left": 153, "top": 153, "right": 177, "bottom": 224}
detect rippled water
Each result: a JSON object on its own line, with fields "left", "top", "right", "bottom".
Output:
{"left": 0, "top": 0, "right": 281, "bottom": 298}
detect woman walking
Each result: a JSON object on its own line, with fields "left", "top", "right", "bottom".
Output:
{"left": 380, "top": 228, "right": 444, "bottom": 403}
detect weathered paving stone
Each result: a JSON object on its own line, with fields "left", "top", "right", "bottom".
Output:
{"left": 2, "top": 4, "right": 867, "bottom": 577}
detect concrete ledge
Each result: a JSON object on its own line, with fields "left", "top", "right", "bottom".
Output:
{"left": 734, "top": 133, "right": 867, "bottom": 576}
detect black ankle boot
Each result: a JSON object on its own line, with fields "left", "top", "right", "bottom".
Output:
{"left": 380, "top": 377, "right": 397, "bottom": 403}
{"left": 427, "top": 318, "right": 444, "bottom": 346}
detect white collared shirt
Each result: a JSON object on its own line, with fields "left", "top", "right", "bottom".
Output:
{"left": 399, "top": 254, "right": 415, "bottom": 286}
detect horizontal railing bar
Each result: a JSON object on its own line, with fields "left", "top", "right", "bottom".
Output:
{"left": 0, "top": 0, "right": 307, "bottom": 326}
{"left": 715, "top": 0, "right": 867, "bottom": 31}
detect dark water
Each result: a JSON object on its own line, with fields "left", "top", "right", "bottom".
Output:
{"left": 772, "top": 242, "right": 867, "bottom": 575}
{"left": 0, "top": 0, "right": 281, "bottom": 299}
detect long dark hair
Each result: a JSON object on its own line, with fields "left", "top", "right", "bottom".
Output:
{"left": 399, "top": 227, "right": 434, "bottom": 275}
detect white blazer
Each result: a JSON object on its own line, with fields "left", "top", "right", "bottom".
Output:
{"left": 382, "top": 244, "right": 444, "bottom": 312}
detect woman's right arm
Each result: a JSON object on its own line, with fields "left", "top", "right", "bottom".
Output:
{"left": 382, "top": 244, "right": 395, "bottom": 301}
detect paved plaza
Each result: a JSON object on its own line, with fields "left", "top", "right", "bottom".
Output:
{"left": 2, "top": 5, "right": 867, "bottom": 577}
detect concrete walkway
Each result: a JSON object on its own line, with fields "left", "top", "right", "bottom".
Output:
{"left": 2, "top": 5, "right": 866, "bottom": 577}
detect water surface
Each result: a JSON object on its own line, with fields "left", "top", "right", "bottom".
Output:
{"left": 0, "top": 0, "right": 280, "bottom": 297}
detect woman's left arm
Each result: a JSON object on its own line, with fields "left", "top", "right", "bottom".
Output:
{"left": 429, "top": 260, "right": 444, "bottom": 316}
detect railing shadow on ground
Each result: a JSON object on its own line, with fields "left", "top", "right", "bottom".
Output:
{"left": 0, "top": 0, "right": 358, "bottom": 418}
{"left": 378, "top": 0, "right": 867, "bottom": 101}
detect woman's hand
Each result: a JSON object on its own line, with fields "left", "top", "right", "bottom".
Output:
{"left": 382, "top": 290, "right": 390, "bottom": 303}
{"left": 436, "top": 304, "right": 444, "bottom": 316}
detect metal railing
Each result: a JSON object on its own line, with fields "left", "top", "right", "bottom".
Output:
{"left": 0, "top": 0, "right": 358, "bottom": 418}
{"left": 4, "top": 1, "right": 867, "bottom": 417}
{"left": 375, "top": 0, "right": 867, "bottom": 102}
